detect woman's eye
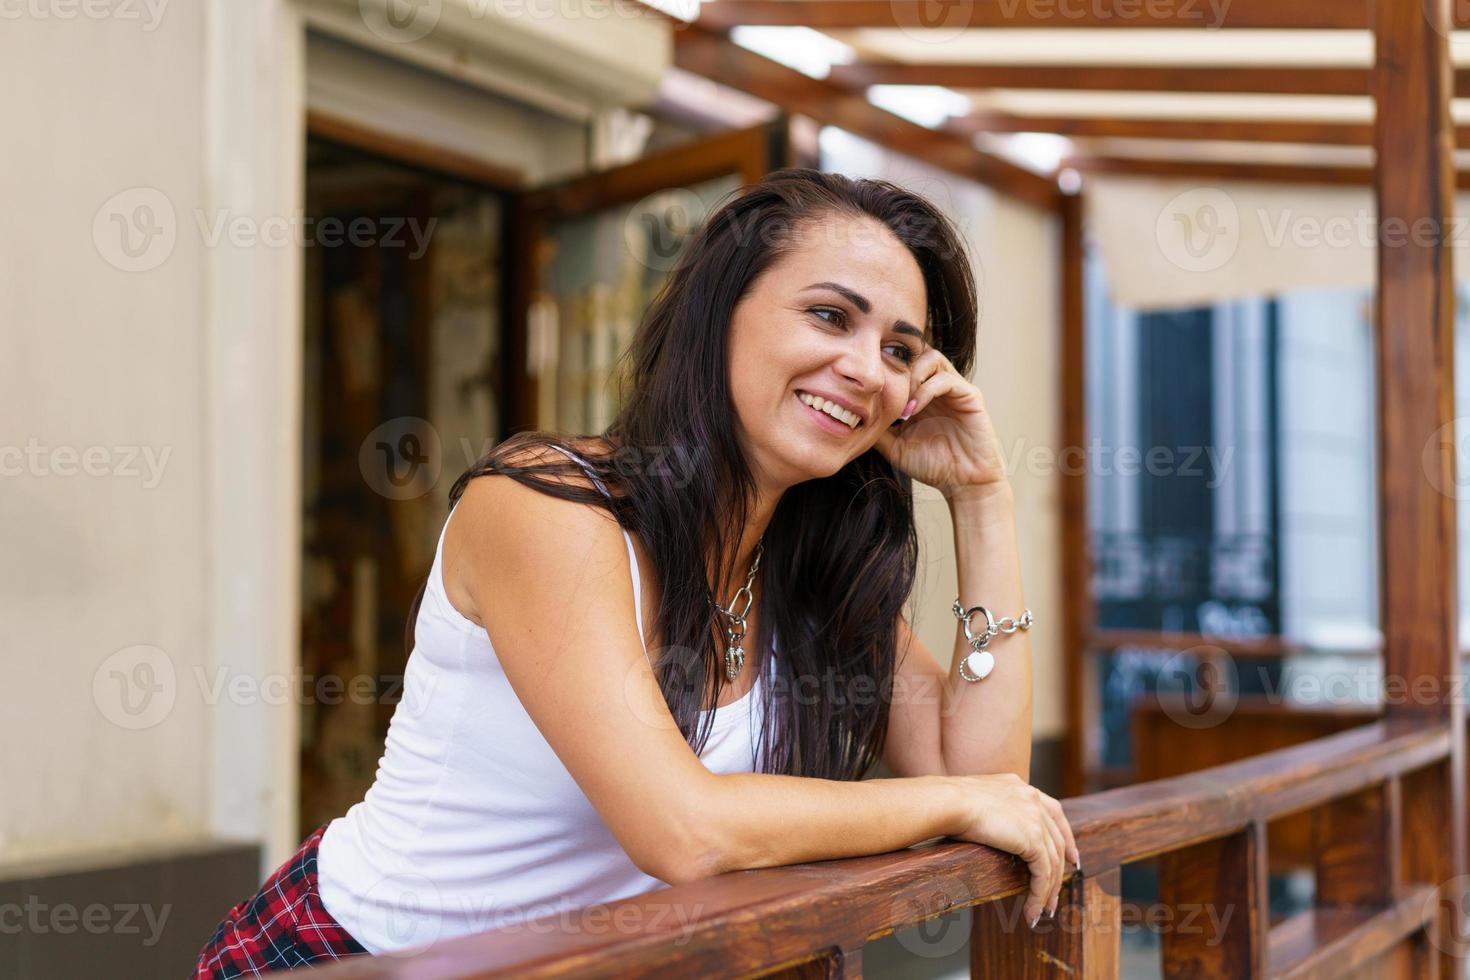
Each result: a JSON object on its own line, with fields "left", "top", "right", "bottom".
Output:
{"left": 887, "top": 344, "right": 918, "bottom": 365}
{"left": 811, "top": 307, "right": 916, "bottom": 365}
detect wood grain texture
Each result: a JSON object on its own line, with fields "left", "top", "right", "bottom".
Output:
{"left": 1266, "top": 885, "right": 1438, "bottom": 979}
{"left": 695, "top": 0, "right": 1403, "bottom": 30}
{"left": 670, "top": 26, "right": 1060, "bottom": 212}
{"left": 305, "top": 841, "right": 1029, "bottom": 979}
{"left": 831, "top": 64, "right": 1379, "bottom": 96}
{"left": 1059, "top": 189, "right": 1092, "bottom": 799}
{"left": 971, "top": 866, "right": 1120, "bottom": 979}
{"left": 1066, "top": 720, "right": 1449, "bottom": 869}
{"left": 1158, "top": 824, "right": 1268, "bottom": 978}
{"left": 1372, "top": 1, "right": 1468, "bottom": 975}
{"left": 1312, "top": 783, "right": 1396, "bottom": 907}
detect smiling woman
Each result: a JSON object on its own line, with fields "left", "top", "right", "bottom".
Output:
{"left": 194, "top": 168, "right": 1074, "bottom": 974}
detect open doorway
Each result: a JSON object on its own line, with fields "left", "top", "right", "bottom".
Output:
{"left": 298, "top": 127, "right": 514, "bottom": 836}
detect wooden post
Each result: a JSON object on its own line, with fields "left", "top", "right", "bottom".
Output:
{"left": 1059, "top": 189, "right": 1094, "bottom": 798}
{"left": 971, "top": 867, "right": 1121, "bottom": 978}
{"left": 1157, "top": 823, "right": 1270, "bottom": 978}
{"left": 1314, "top": 782, "right": 1397, "bottom": 906}
{"left": 1371, "top": 0, "right": 1466, "bottom": 973}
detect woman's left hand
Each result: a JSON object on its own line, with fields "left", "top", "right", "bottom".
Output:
{"left": 872, "top": 348, "right": 1009, "bottom": 495}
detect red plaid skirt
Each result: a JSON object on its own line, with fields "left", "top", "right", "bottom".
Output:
{"left": 194, "top": 822, "right": 369, "bottom": 977}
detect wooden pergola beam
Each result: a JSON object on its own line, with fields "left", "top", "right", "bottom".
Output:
{"left": 832, "top": 64, "right": 1383, "bottom": 96}
{"left": 954, "top": 113, "right": 1470, "bottom": 147}
{"left": 671, "top": 26, "right": 1061, "bottom": 211}
{"left": 955, "top": 114, "right": 1377, "bottom": 145}
{"left": 1062, "top": 155, "right": 1470, "bottom": 189}
{"left": 696, "top": 0, "right": 1449, "bottom": 30}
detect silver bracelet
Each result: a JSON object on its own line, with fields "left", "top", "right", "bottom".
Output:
{"left": 952, "top": 599, "right": 1034, "bottom": 682}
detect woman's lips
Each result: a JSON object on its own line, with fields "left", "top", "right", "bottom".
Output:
{"left": 795, "top": 391, "right": 857, "bottom": 436}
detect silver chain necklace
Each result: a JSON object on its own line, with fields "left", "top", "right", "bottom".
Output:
{"left": 708, "top": 537, "right": 765, "bottom": 682}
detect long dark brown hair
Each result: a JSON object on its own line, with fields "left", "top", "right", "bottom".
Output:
{"left": 419, "top": 168, "right": 977, "bottom": 782}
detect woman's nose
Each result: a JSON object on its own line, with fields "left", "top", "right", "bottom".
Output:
{"left": 836, "top": 338, "right": 884, "bottom": 392}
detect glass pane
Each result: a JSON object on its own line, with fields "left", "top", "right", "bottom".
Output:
{"left": 532, "top": 173, "right": 744, "bottom": 433}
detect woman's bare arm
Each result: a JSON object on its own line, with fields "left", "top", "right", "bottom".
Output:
{"left": 450, "top": 457, "right": 1068, "bottom": 924}
{"left": 880, "top": 481, "right": 1035, "bottom": 782}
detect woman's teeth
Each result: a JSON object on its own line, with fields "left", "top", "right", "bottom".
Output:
{"left": 798, "top": 391, "right": 860, "bottom": 429}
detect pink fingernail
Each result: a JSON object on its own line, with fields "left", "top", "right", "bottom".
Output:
{"left": 904, "top": 398, "right": 918, "bottom": 417}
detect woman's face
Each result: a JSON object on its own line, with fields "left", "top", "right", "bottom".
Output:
{"left": 727, "top": 211, "right": 930, "bottom": 489}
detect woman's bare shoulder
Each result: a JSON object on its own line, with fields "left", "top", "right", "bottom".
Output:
{"left": 441, "top": 437, "right": 619, "bottom": 624}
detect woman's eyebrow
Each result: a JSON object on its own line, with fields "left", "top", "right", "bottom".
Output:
{"left": 800, "top": 281, "right": 927, "bottom": 342}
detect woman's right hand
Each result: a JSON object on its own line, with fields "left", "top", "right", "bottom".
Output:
{"left": 947, "top": 773, "right": 1079, "bottom": 927}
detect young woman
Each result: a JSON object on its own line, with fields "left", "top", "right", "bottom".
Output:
{"left": 194, "top": 168, "right": 1078, "bottom": 975}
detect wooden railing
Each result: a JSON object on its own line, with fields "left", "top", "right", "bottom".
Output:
{"left": 310, "top": 718, "right": 1459, "bottom": 978}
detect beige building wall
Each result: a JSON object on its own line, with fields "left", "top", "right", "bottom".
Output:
{"left": 0, "top": 0, "right": 660, "bottom": 872}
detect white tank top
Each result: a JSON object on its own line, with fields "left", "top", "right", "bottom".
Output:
{"left": 317, "top": 446, "right": 773, "bottom": 954}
